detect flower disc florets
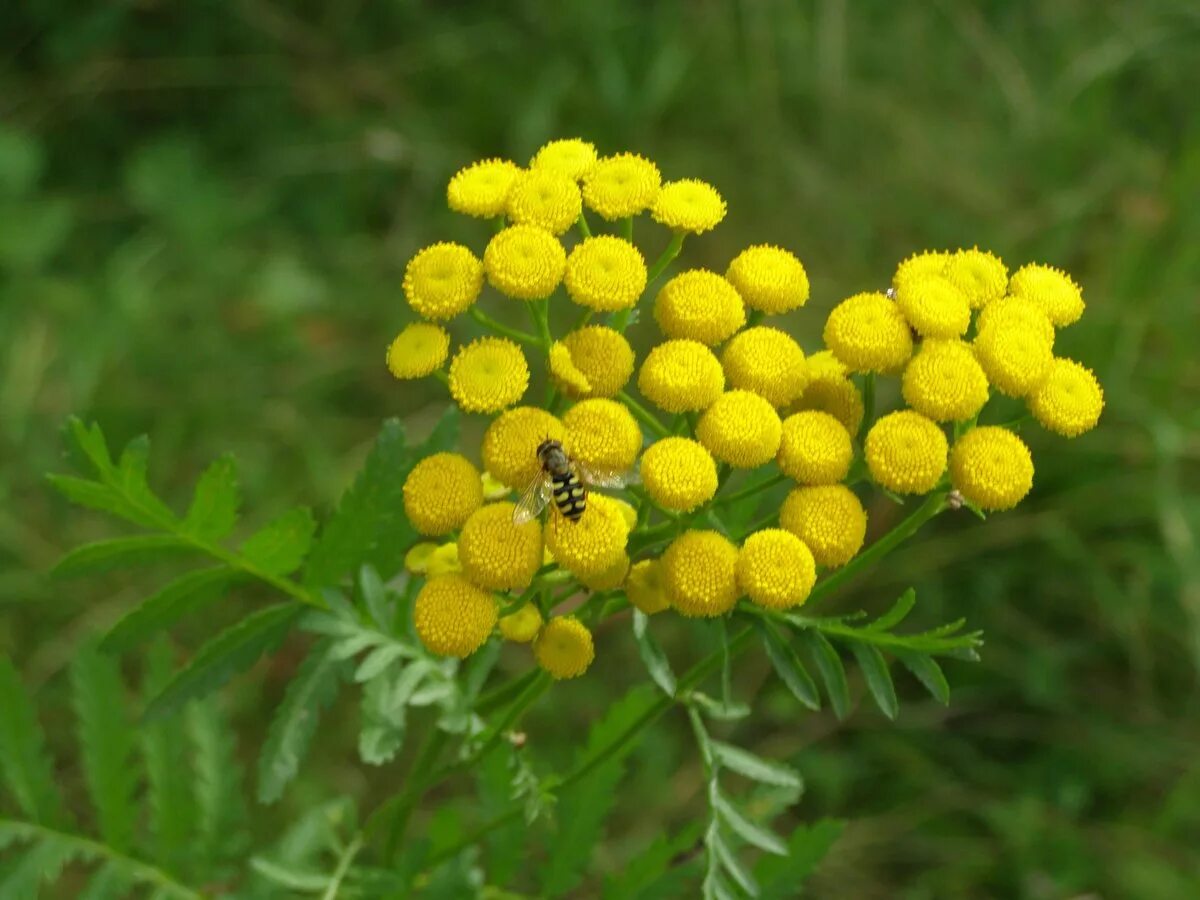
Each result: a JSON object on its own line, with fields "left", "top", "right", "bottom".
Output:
{"left": 458, "top": 501, "right": 543, "bottom": 591}
{"left": 403, "top": 452, "right": 483, "bottom": 536}
{"left": 564, "top": 236, "right": 647, "bottom": 311}
{"left": 823, "top": 291, "right": 913, "bottom": 373}
{"left": 662, "top": 530, "right": 740, "bottom": 618}
{"left": 558, "top": 326, "right": 635, "bottom": 398}
{"left": 637, "top": 339, "right": 725, "bottom": 414}
{"left": 696, "top": 390, "right": 783, "bottom": 469}
{"left": 893, "top": 249, "right": 950, "bottom": 291}
{"left": 793, "top": 350, "right": 864, "bottom": 434}
{"left": 654, "top": 270, "right": 746, "bottom": 345}
{"left": 544, "top": 494, "right": 629, "bottom": 579}
{"left": 481, "top": 406, "right": 565, "bottom": 489}
{"left": 387, "top": 323, "right": 449, "bottom": 379}
{"left": 720, "top": 327, "right": 808, "bottom": 408}
{"left": 534, "top": 617, "right": 595, "bottom": 679}
{"left": 626, "top": 559, "right": 669, "bottom": 615}
{"left": 737, "top": 529, "right": 816, "bottom": 610}
{"left": 944, "top": 248, "right": 1008, "bottom": 309}
{"left": 447, "top": 158, "right": 521, "bottom": 218}
{"left": 448, "top": 337, "right": 529, "bottom": 413}
{"left": 949, "top": 426, "right": 1035, "bottom": 511}
{"left": 530, "top": 138, "right": 599, "bottom": 180}
{"left": 780, "top": 485, "right": 867, "bottom": 567}
{"left": 973, "top": 319, "right": 1053, "bottom": 398}
{"left": 651, "top": 179, "right": 727, "bottom": 234}
{"left": 403, "top": 242, "right": 484, "bottom": 320}
{"left": 1008, "top": 262, "right": 1085, "bottom": 326}
{"left": 582, "top": 152, "right": 662, "bottom": 219}
{"left": 976, "top": 296, "right": 1056, "bottom": 346}
{"left": 901, "top": 339, "right": 990, "bottom": 422}
{"left": 865, "top": 410, "right": 948, "bottom": 494}
{"left": 506, "top": 169, "right": 582, "bottom": 235}
{"left": 1028, "top": 358, "right": 1104, "bottom": 437}
{"left": 484, "top": 225, "right": 567, "bottom": 300}
{"left": 725, "top": 245, "right": 810, "bottom": 314}
{"left": 499, "top": 603, "right": 543, "bottom": 643}
{"left": 563, "top": 398, "right": 642, "bottom": 472}
{"left": 894, "top": 275, "right": 971, "bottom": 339}
{"left": 777, "top": 411, "right": 854, "bottom": 485}
{"left": 641, "top": 437, "right": 719, "bottom": 512}
{"left": 414, "top": 575, "right": 497, "bottom": 658}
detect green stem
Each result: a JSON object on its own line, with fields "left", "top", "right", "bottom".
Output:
{"left": 617, "top": 390, "right": 671, "bottom": 438}
{"left": 528, "top": 299, "right": 553, "bottom": 351}
{"left": 321, "top": 833, "right": 364, "bottom": 900}
{"left": 621, "top": 216, "right": 634, "bottom": 241}
{"left": 382, "top": 727, "right": 450, "bottom": 861}
{"left": 647, "top": 231, "right": 686, "bottom": 284}
{"left": 469, "top": 307, "right": 540, "bottom": 345}
{"left": 492, "top": 215, "right": 507, "bottom": 234}
{"left": 572, "top": 307, "right": 594, "bottom": 331}
{"left": 858, "top": 372, "right": 876, "bottom": 445}
{"left": 577, "top": 211, "right": 593, "bottom": 239}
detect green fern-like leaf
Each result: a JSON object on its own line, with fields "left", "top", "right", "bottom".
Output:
{"left": 182, "top": 455, "right": 240, "bottom": 541}
{"left": 141, "top": 641, "right": 197, "bottom": 872}
{"left": 101, "top": 566, "right": 238, "bottom": 654}
{"left": 239, "top": 507, "right": 317, "bottom": 577}
{"left": 753, "top": 818, "right": 845, "bottom": 898}
{"left": 188, "top": 698, "right": 248, "bottom": 870}
{"left": 0, "top": 657, "right": 66, "bottom": 826}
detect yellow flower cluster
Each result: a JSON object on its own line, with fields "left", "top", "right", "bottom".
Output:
{"left": 391, "top": 140, "right": 1104, "bottom": 683}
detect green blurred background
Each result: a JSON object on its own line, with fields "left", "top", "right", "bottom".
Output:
{"left": 3, "top": 1, "right": 1199, "bottom": 896}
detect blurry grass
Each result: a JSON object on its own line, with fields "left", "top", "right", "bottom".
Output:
{"left": 2, "top": 0, "right": 1199, "bottom": 896}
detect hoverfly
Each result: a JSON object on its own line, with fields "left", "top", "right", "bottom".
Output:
{"left": 512, "top": 438, "right": 637, "bottom": 525}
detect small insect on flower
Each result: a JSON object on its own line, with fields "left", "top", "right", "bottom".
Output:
{"left": 512, "top": 438, "right": 638, "bottom": 525}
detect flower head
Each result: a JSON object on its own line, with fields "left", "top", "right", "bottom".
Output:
{"left": 558, "top": 326, "right": 635, "bottom": 398}
{"left": 696, "top": 390, "right": 782, "bottom": 468}
{"left": 725, "top": 245, "right": 810, "bottom": 314}
{"left": 403, "top": 243, "right": 484, "bottom": 320}
{"left": 823, "top": 291, "right": 913, "bottom": 373}
{"left": 387, "top": 323, "right": 449, "bottom": 379}
{"left": 950, "top": 427, "right": 1034, "bottom": 511}
{"left": 900, "top": 339, "right": 990, "bottom": 422}
{"left": 641, "top": 437, "right": 719, "bottom": 512}
{"left": 484, "top": 225, "right": 567, "bottom": 300}
{"left": 777, "top": 411, "right": 854, "bottom": 485}
{"left": 662, "top": 530, "right": 740, "bottom": 617}
{"left": 1009, "top": 263, "right": 1084, "bottom": 326}
{"left": 976, "top": 295, "right": 1055, "bottom": 346}
{"left": 737, "top": 529, "right": 816, "bottom": 610}
{"left": 865, "top": 410, "right": 948, "bottom": 494}
{"left": 793, "top": 350, "right": 864, "bottom": 434}
{"left": 482, "top": 407, "right": 565, "bottom": 489}
{"left": 579, "top": 553, "right": 631, "bottom": 591}
{"left": 651, "top": 179, "right": 726, "bottom": 234}
{"left": 404, "top": 542, "right": 438, "bottom": 574}
{"left": 534, "top": 617, "right": 595, "bottom": 679}
{"left": 654, "top": 270, "right": 746, "bottom": 345}
{"left": 582, "top": 152, "right": 662, "bottom": 220}
{"left": 564, "top": 236, "right": 647, "bottom": 311}
{"left": 637, "top": 339, "right": 725, "bottom": 414}
{"left": 458, "top": 502, "right": 543, "bottom": 591}
{"left": 530, "top": 138, "right": 599, "bottom": 180}
{"left": 448, "top": 337, "right": 529, "bottom": 413}
{"left": 720, "top": 327, "right": 808, "bottom": 408}
{"left": 499, "top": 602, "right": 544, "bottom": 643}
{"left": 626, "top": 559, "right": 669, "bottom": 615}
{"left": 893, "top": 250, "right": 949, "bottom": 291}
{"left": 563, "top": 398, "right": 642, "bottom": 472}
{"left": 403, "top": 452, "right": 483, "bottom": 536}
{"left": 779, "top": 485, "right": 867, "bottom": 567}
{"left": 1028, "top": 358, "right": 1104, "bottom": 437}
{"left": 544, "top": 494, "right": 629, "bottom": 578}
{"left": 414, "top": 575, "right": 497, "bottom": 658}
{"left": 426, "top": 543, "right": 462, "bottom": 576}
{"left": 447, "top": 158, "right": 521, "bottom": 218}
{"left": 973, "top": 319, "right": 1053, "bottom": 397}
{"left": 506, "top": 169, "right": 582, "bottom": 235}
{"left": 549, "top": 342, "right": 592, "bottom": 396}
{"left": 944, "top": 248, "right": 1008, "bottom": 309}
{"left": 894, "top": 275, "right": 971, "bottom": 339}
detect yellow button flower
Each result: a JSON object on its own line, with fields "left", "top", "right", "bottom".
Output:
{"left": 805, "top": 349, "right": 849, "bottom": 381}
{"left": 1008, "top": 263, "right": 1084, "bottom": 326}
{"left": 900, "top": 339, "right": 990, "bottom": 423}
{"left": 823, "top": 291, "right": 913, "bottom": 373}
{"left": 893, "top": 249, "right": 949, "bottom": 291}
{"left": 482, "top": 406, "right": 565, "bottom": 489}
{"left": 626, "top": 559, "right": 670, "bottom": 615}
{"left": 544, "top": 494, "right": 629, "bottom": 578}
{"left": 582, "top": 152, "right": 662, "bottom": 220}
{"left": 447, "top": 158, "right": 521, "bottom": 218}
{"left": 654, "top": 270, "right": 746, "bottom": 345}
{"left": 402, "top": 453, "right": 483, "bottom": 536}
{"left": 696, "top": 390, "right": 782, "bottom": 469}
{"left": 559, "top": 326, "right": 635, "bottom": 398}
{"left": 894, "top": 275, "right": 971, "bottom": 339}
{"left": 499, "top": 602, "right": 544, "bottom": 643}
{"left": 780, "top": 485, "right": 867, "bottom": 567}
{"left": 403, "top": 242, "right": 484, "bottom": 320}
{"left": 725, "top": 245, "right": 810, "bottom": 314}
{"left": 737, "top": 529, "right": 816, "bottom": 610}
{"left": 611, "top": 498, "right": 639, "bottom": 530}
{"left": 484, "top": 225, "right": 567, "bottom": 301}
{"left": 386, "top": 323, "right": 449, "bottom": 380}
{"left": 414, "top": 574, "right": 497, "bottom": 658}
{"left": 534, "top": 616, "right": 595, "bottom": 679}
{"left": 651, "top": 179, "right": 726, "bottom": 234}
{"left": 777, "top": 411, "right": 853, "bottom": 485}
{"left": 949, "top": 426, "right": 1034, "bottom": 511}
{"left": 564, "top": 236, "right": 647, "bottom": 312}
{"left": 976, "top": 295, "right": 1056, "bottom": 346}
{"left": 793, "top": 378, "right": 864, "bottom": 436}
{"left": 426, "top": 543, "right": 462, "bottom": 576}
{"left": 641, "top": 437, "right": 719, "bottom": 512}
{"left": 530, "top": 138, "right": 598, "bottom": 180}
{"left": 720, "top": 327, "right": 808, "bottom": 408}
{"left": 563, "top": 398, "right": 642, "bottom": 472}
{"left": 973, "top": 319, "right": 1053, "bottom": 398}
{"left": 865, "top": 410, "right": 948, "bottom": 494}
{"left": 579, "top": 552, "right": 631, "bottom": 591}
{"left": 458, "top": 501, "right": 543, "bottom": 591}
{"left": 549, "top": 342, "right": 592, "bottom": 396}
{"left": 1028, "top": 357, "right": 1104, "bottom": 437}
{"left": 944, "top": 248, "right": 1008, "bottom": 309}
{"left": 505, "top": 169, "right": 582, "bottom": 235}
{"left": 637, "top": 339, "right": 725, "bottom": 414}
{"left": 662, "top": 530, "right": 740, "bottom": 618}
{"left": 448, "top": 337, "right": 529, "bottom": 414}
{"left": 404, "top": 542, "right": 438, "bottom": 574}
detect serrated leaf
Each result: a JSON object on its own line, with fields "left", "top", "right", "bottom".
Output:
{"left": 0, "top": 658, "right": 66, "bottom": 826}
{"left": 102, "top": 567, "right": 236, "bottom": 654}
{"left": 602, "top": 823, "right": 704, "bottom": 900}
{"left": 895, "top": 649, "right": 951, "bottom": 705}
{"left": 712, "top": 828, "right": 758, "bottom": 896}
{"left": 714, "top": 795, "right": 788, "bottom": 855}
{"left": 354, "top": 643, "right": 407, "bottom": 683}
{"left": 183, "top": 455, "right": 240, "bottom": 541}
{"left": 848, "top": 642, "right": 898, "bottom": 719}
{"left": 52, "top": 535, "right": 194, "bottom": 578}
{"left": 868, "top": 587, "right": 916, "bottom": 632}
{"left": 189, "top": 698, "right": 247, "bottom": 868}
{"left": 690, "top": 692, "right": 751, "bottom": 721}
{"left": 798, "top": 630, "right": 851, "bottom": 720}
{"left": 757, "top": 620, "right": 820, "bottom": 711}
{"left": 755, "top": 819, "right": 846, "bottom": 899}
{"left": 632, "top": 610, "right": 676, "bottom": 696}
{"left": 67, "top": 417, "right": 115, "bottom": 476}
{"left": 710, "top": 741, "right": 802, "bottom": 790}
{"left": 257, "top": 639, "right": 347, "bottom": 804}
{"left": 115, "top": 435, "right": 177, "bottom": 523}
{"left": 144, "top": 603, "right": 303, "bottom": 721}
{"left": 240, "top": 507, "right": 316, "bottom": 576}
{"left": 70, "top": 646, "right": 138, "bottom": 853}
{"left": 357, "top": 565, "right": 390, "bottom": 630}
{"left": 141, "top": 640, "right": 196, "bottom": 871}
{"left": 0, "top": 830, "right": 77, "bottom": 898}
{"left": 45, "top": 475, "right": 151, "bottom": 527}
{"left": 79, "top": 863, "right": 135, "bottom": 900}
{"left": 358, "top": 661, "right": 433, "bottom": 765}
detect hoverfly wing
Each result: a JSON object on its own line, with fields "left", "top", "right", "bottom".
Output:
{"left": 578, "top": 462, "right": 638, "bottom": 490}
{"left": 512, "top": 472, "right": 552, "bottom": 524}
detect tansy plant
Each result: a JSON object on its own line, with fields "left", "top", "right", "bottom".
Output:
{"left": 13, "top": 138, "right": 1104, "bottom": 898}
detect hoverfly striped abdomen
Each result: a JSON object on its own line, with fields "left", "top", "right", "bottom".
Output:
{"left": 552, "top": 469, "right": 587, "bottom": 522}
